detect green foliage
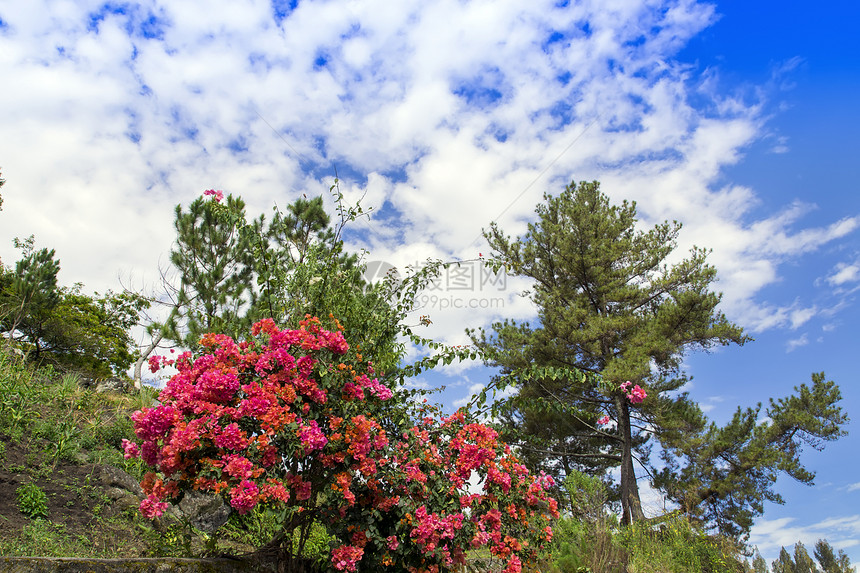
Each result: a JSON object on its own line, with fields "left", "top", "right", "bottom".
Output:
{"left": 17, "top": 482, "right": 49, "bottom": 519}
{"left": 471, "top": 180, "right": 749, "bottom": 523}
{"left": 564, "top": 469, "right": 611, "bottom": 523}
{"left": 157, "top": 185, "right": 404, "bottom": 380}
{"left": 1, "top": 238, "right": 149, "bottom": 376}
{"left": 814, "top": 539, "right": 854, "bottom": 573}
{"left": 222, "top": 506, "right": 332, "bottom": 566}
{"left": 164, "top": 193, "right": 257, "bottom": 348}
{"left": 153, "top": 183, "right": 479, "bottom": 401}
{"left": 618, "top": 518, "right": 748, "bottom": 573}
{"left": 1, "top": 236, "right": 61, "bottom": 358}
{"left": 548, "top": 473, "right": 748, "bottom": 573}
{"left": 252, "top": 186, "right": 403, "bottom": 378}
{"left": 752, "top": 550, "right": 768, "bottom": 573}
{"left": 293, "top": 521, "right": 333, "bottom": 568}
{"left": 654, "top": 373, "right": 848, "bottom": 538}
{"left": 770, "top": 540, "right": 855, "bottom": 573}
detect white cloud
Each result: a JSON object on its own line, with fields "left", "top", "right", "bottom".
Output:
{"left": 0, "top": 0, "right": 856, "bottom": 373}
{"left": 828, "top": 261, "right": 860, "bottom": 286}
{"left": 786, "top": 334, "right": 809, "bottom": 353}
{"left": 453, "top": 383, "right": 486, "bottom": 409}
{"left": 750, "top": 514, "right": 860, "bottom": 565}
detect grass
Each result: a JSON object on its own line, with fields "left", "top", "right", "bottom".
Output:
{"left": 0, "top": 348, "right": 760, "bottom": 571}
{"left": 545, "top": 472, "right": 753, "bottom": 573}
{"left": 0, "top": 349, "right": 319, "bottom": 563}
{"left": 0, "top": 349, "right": 221, "bottom": 559}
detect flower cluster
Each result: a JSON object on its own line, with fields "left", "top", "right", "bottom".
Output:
{"left": 620, "top": 381, "right": 647, "bottom": 404}
{"left": 203, "top": 188, "right": 224, "bottom": 202}
{"left": 126, "top": 317, "right": 556, "bottom": 573}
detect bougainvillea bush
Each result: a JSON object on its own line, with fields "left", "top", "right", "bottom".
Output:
{"left": 124, "top": 316, "right": 557, "bottom": 572}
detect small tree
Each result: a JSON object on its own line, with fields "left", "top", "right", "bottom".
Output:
{"left": 471, "top": 180, "right": 749, "bottom": 524}
{"left": 1, "top": 237, "right": 61, "bottom": 358}
{"left": 772, "top": 546, "right": 796, "bottom": 573}
{"left": 163, "top": 191, "right": 257, "bottom": 349}
{"left": 814, "top": 539, "right": 854, "bottom": 573}
{"left": 752, "top": 549, "right": 769, "bottom": 573}
{"left": 39, "top": 287, "right": 150, "bottom": 376}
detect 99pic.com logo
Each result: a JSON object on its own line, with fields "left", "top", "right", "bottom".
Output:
{"left": 362, "top": 260, "right": 508, "bottom": 310}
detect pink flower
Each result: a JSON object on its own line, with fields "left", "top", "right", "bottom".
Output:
{"left": 331, "top": 544, "right": 364, "bottom": 572}
{"left": 121, "top": 439, "right": 139, "bottom": 459}
{"left": 487, "top": 465, "right": 512, "bottom": 493}
{"left": 619, "top": 381, "right": 647, "bottom": 403}
{"left": 214, "top": 423, "right": 250, "bottom": 450}
{"left": 294, "top": 478, "right": 312, "bottom": 501}
{"left": 503, "top": 555, "right": 522, "bottom": 573}
{"left": 627, "top": 384, "right": 647, "bottom": 404}
{"left": 299, "top": 420, "right": 328, "bottom": 453}
{"left": 148, "top": 355, "right": 164, "bottom": 373}
{"left": 203, "top": 189, "right": 224, "bottom": 202}
{"left": 229, "top": 480, "right": 260, "bottom": 514}
{"left": 223, "top": 455, "right": 256, "bottom": 479}
{"left": 386, "top": 535, "right": 399, "bottom": 550}
{"left": 139, "top": 494, "right": 169, "bottom": 519}
{"left": 597, "top": 415, "right": 611, "bottom": 426}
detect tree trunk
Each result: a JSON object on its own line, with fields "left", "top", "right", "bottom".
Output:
{"left": 134, "top": 297, "right": 182, "bottom": 390}
{"left": 616, "top": 395, "right": 644, "bottom": 524}
{"left": 133, "top": 329, "right": 163, "bottom": 390}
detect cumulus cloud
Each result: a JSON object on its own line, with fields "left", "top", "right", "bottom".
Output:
{"left": 751, "top": 515, "right": 860, "bottom": 562}
{"left": 0, "top": 0, "right": 856, "bottom": 351}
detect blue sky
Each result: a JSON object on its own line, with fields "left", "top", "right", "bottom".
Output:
{"left": 1, "top": 0, "right": 858, "bottom": 566}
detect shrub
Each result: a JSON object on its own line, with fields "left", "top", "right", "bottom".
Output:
{"left": 17, "top": 482, "right": 49, "bottom": 519}
{"left": 125, "top": 317, "right": 558, "bottom": 573}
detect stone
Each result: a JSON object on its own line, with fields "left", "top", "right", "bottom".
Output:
{"left": 95, "top": 377, "right": 128, "bottom": 393}
{"left": 178, "top": 490, "right": 231, "bottom": 533}
{"left": 95, "top": 464, "right": 144, "bottom": 498}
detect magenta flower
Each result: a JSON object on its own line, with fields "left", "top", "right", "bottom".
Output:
{"left": 299, "top": 420, "right": 328, "bottom": 453}
{"left": 619, "top": 381, "right": 647, "bottom": 404}
{"left": 229, "top": 479, "right": 260, "bottom": 514}
{"left": 139, "top": 494, "right": 169, "bottom": 519}
{"left": 121, "top": 438, "right": 139, "bottom": 459}
{"left": 331, "top": 545, "right": 364, "bottom": 572}
{"left": 203, "top": 189, "right": 224, "bottom": 202}
{"left": 597, "top": 415, "right": 611, "bottom": 425}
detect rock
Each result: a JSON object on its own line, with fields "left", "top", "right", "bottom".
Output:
{"left": 178, "top": 490, "right": 231, "bottom": 533}
{"left": 95, "top": 377, "right": 128, "bottom": 393}
{"left": 94, "top": 465, "right": 230, "bottom": 532}
{"left": 104, "top": 489, "right": 142, "bottom": 513}
{"left": 95, "top": 465, "right": 144, "bottom": 498}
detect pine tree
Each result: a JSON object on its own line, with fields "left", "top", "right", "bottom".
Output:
{"left": 772, "top": 547, "right": 796, "bottom": 573}
{"left": 1, "top": 236, "right": 61, "bottom": 359}
{"left": 794, "top": 542, "right": 819, "bottom": 573}
{"left": 814, "top": 539, "right": 854, "bottom": 573}
{"left": 753, "top": 549, "right": 770, "bottom": 573}
{"left": 471, "top": 180, "right": 749, "bottom": 524}
{"left": 163, "top": 193, "right": 256, "bottom": 348}
{"left": 654, "top": 373, "right": 847, "bottom": 538}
